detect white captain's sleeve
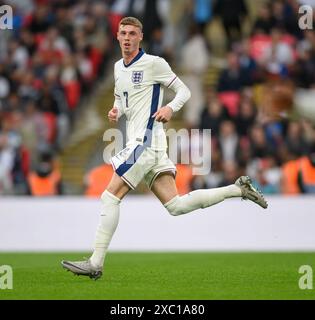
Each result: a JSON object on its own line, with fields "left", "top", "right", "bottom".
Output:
{"left": 152, "top": 57, "right": 191, "bottom": 112}
{"left": 113, "top": 63, "right": 124, "bottom": 118}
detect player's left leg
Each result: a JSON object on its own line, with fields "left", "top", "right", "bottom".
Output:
{"left": 61, "top": 173, "right": 131, "bottom": 280}
{"left": 88, "top": 173, "right": 131, "bottom": 268}
{"left": 151, "top": 172, "right": 267, "bottom": 216}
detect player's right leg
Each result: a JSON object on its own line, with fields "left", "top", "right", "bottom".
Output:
{"left": 151, "top": 173, "right": 267, "bottom": 217}
{"left": 61, "top": 173, "right": 130, "bottom": 280}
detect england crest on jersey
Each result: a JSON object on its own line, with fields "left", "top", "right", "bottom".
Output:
{"left": 132, "top": 71, "right": 143, "bottom": 84}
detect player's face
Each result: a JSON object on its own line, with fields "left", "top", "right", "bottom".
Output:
{"left": 117, "top": 24, "right": 143, "bottom": 56}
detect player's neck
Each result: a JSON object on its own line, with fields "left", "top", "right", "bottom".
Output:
{"left": 122, "top": 48, "right": 140, "bottom": 65}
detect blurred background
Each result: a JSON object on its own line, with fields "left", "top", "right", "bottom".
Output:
{"left": 1, "top": 0, "right": 315, "bottom": 198}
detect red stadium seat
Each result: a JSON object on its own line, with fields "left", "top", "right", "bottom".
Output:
{"left": 218, "top": 91, "right": 241, "bottom": 117}
{"left": 108, "top": 13, "right": 123, "bottom": 37}
{"left": 249, "top": 34, "right": 271, "bottom": 60}
{"left": 43, "top": 112, "right": 57, "bottom": 144}
{"left": 63, "top": 80, "right": 81, "bottom": 110}
{"left": 20, "top": 146, "right": 30, "bottom": 178}
{"left": 89, "top": 47, "right": 103, "bottom": 79}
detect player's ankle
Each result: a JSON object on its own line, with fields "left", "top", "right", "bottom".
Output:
{"left": 89, "top": 256, "right": 103, "bottom": 269}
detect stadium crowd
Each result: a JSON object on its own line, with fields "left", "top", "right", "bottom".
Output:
{"left": 1, "top": 0, "right": 315, "bottom": 196}
{"left": 0, "top": 0, "right": 113, "bottom": 194}
{"left": 188, "top": 0, "right": 315, "bottom": 195}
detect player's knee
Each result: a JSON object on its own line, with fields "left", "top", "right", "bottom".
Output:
{"left": 164, "top": 195, "right": 184, "bottom": 216}
{"left": 101, "top": 190, "right": 121, "bottom": 205}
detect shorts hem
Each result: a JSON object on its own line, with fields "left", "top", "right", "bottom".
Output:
{"left": 111, "top": 159, "right": 136, "bottom": 190}
{"left": 120, "top": 175, "right": 136, "bottom": 190}
{"left": 110, "top": 158, "right": 116, "bottom": 170}
{"left": 148, "top": 168, "right": 176, "bottom": 189}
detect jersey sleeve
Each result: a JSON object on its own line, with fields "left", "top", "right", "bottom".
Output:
{"left": 114, "top": 89, "right": 123, "bottom": 118}
{"left": 114, "top": 64, "right": 124, "bottom": 118}
{"left": 152, "top": 57, "right": 178, "bottom": 88}
{"left": 153, "top": 57, "right": 191, "bottom": 113}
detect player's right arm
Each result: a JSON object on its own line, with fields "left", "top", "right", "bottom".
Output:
{"left": 108, "top": 106, "right": 119, "bottom": 122}
{"left": 108, "top": 89, "right": 124, "bottom": 122}
{"left": 109, "top": 63, "right": 124, "bottom": 122}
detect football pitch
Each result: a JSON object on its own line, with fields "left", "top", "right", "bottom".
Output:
{"left": 0, "top": 252, "right": 314, "bottom": 300}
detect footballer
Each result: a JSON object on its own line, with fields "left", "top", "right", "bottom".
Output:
{"left": 61, "top": 17, "right": 267, "bottom": 280}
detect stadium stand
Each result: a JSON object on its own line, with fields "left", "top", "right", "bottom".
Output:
{"left": 1, "top": 0, "right": 315, "bottom": 196}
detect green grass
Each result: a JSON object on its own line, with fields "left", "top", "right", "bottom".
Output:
{"left": 0, "top": 252, "right": 314, "bottom": 300}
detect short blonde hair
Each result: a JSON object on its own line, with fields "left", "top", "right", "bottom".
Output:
{"left": 119, "top": 17, "right": 143, "bottom": 31}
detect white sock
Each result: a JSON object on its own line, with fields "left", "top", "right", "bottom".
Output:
{"left": 164, "top": 185, "right": 242, "bottom": 216}
{"left": 90, "top": 190, "right": 121, "bottom": 268}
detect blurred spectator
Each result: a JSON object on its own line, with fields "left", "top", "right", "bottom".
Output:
{"left": 25, "top": 3, "right": 54, "bottom": 34}
{"left": 191, "top": 145, "right": 224, "bottom": 189}
{"left": 285, "top": 121, "right": 309, "bottom": 156}
{"left": 192, "top": 0, "right": 213, "bottom": 36}
{"left": 249, "top": 156, "right": 281, "bottom": 194}
{"left": 38, "top": 27, "right": 70, "bottom": 58}
{"left": 235, "top": 99, "right": 257, "bottom": 137}
{"left": 143, "top": 0, "right": 163, "bottom": 44}
{"left": 214, "top": 0, "right": 248, "bottom": 46}
{"left": 20, "top": 29, "right": 37, "bottom": 56}
{"left": 253, "top": 168, "right": 280, "bottom": 194}
{"left": 151, "top": 0, "right": 174, "bottom": 60}
{"left": 181, "top": 25, "right": 209, "bottom": 128}
{"left": 18, "top": 71, "right": 39, "bottom": 103}
{"left": 297, "top": 29, "right": 315, "bottom": 57}
{"left": 19, "top": 100, "right": 47, "bottom": 164}
{"left": 260, "top": 28, "right": 294, "bottom": 79}
{"left": 217, "top": 52, "right": 250, "bottom": 93}
{"left": 299, "top": 148, "right": 315, "bottom": 193}
{"left": 264, "top": 120, "right": 284, "bottom": 149}
{"left": 0, "top": 67, "right": 10, "bottom": 100}
{"left": 60, "top": 53, "right": 81, "bottom": 113}
{"left": 181, "top": 24, "right": 209, "bottom": 128}
{"left": 199, "top": 93, "right": 229, "bottom": 136}
{"left": 270, "top": 0, "right": 302, "bottom": 37}
{"left": 75, "top": 49, "right": 93, "bottom": 93}
{"left": 271, "top": 0, "right": 287, "bottom": 31}
{"left": 218, "top": 120, "right": 239, "bottom": 163}
{"left": 281, "top": 144, "right": 315, "bottom": 194}
{"left": 249, "top": 124, "right": 275, "bottom": 158}
{"left": 8, "top": 38, "right": 29, "bottom": 70}
{"left": 84, "top": 164, "right": 114, "bottom": 198}
{"left": 164, "top": 0, "right": 191, "bottom": 61}
{"left": 237, "top": 38, "right": 262, "bottom": 84}
{"left": 27, "top": 150, "right": 62, "bottom": 196}
{"left": 0, "top": 133, "right": 15, "bottom": 194}
{"left": 293, "top": 30, "right": 315, "bottom": 88}
{"left": 219, "top": 161, "right": 240, "bottom": 187}
{"left": 281, "top": 156, "right": 300, "bottom": 194}
{"left": 175, "top": 164, "right": 193, "bottom": 195}
{"left": 253, "top": 4, "right": 274, "bottom": 34}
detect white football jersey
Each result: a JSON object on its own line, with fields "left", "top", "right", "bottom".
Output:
{"left": 114, "top": 49, "right": 178, "bottom": 151}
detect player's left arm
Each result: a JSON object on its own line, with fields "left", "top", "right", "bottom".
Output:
{"left": 152, "top": 58, "right": 191, "bottom": 123}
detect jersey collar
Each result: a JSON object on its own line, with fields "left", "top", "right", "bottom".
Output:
{"left": 123, "top": 48, "right": 145, "bottom": 68}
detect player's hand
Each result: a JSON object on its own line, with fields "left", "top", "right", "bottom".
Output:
{"left": 108, "top": 107, "right": 119, "bottom": 122}
{"left": 152, "top": 106, "right": 173, "bottom": 123}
